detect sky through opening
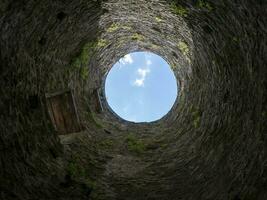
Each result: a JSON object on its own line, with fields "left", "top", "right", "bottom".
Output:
{"left": 105, "top": 52, "right": 178, "bottom": 122}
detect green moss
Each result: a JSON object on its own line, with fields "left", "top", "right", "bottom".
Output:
{"left": 67, "top": 158, "right": 97, "bottom": 191}
{"left": 84, "top": 179, "right": 96, "bottom": 189}
{"left": 155, "top": 16, "right": 163, "bottom": 23}
{"left": 160, "top": 143, "right": 168, "bottom": 149}
{"left": 170, "top": 3, "right": 188, "bottom": 17}
{"left": 178, "top": 41, "right": 189, "bottom": 56}
{"left": 232, "top": 37, "right": 240, "bottom": 43}
{"left": 151, "top": 44, "right": 160, "bottom": 50}
{"left": 121, "top": 25, "right": 132, "bottom": 30}
{"left": 99, "top": 139, "right": 114, "bottom": 149}
{"left": 126, "top": 135, "right": 146, "bottom": 154}
{"left": 80, "top": 66, "right": 89, "bottom": 80}
{"left": 86, "top": 110, "right": 103, "bottom": 129}
{"left": 197, "top": 0, "right": 213, "bottom": 11}
{"left": 107, "top": 23, "right": 120, "bottom": 33}
{"left": 170, "top": 63, "right": 176, "bottom": 70}
{"left": 67, "top": 160, "right": 86, "bottom": 178}
{"left": 131, "top": 33, "right": 145, "bottom": 41}
{"left": 70, "top": 41, "right": 97, "bottom": 80}
{"left": 191, "top": 108, "right": 202, "bottom": 128}
{"left": 97, "top": 39, "right": 107, "bottom": 48}
{"left": 107, "top": 23, "right": 132, "bottom": 33}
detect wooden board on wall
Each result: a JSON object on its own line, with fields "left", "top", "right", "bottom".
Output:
{"left": 46, "top": 89, "right": 82, "bottom": 135}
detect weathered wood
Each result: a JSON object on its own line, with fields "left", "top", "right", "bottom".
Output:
{"left": 46, "top": 90, "right": 82, "bottom": 134}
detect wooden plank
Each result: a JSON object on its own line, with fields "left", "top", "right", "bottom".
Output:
{"left": 46, "top": 89, "right": 82, "bottom": 135}
{"left": 46, "top": 98, "right": 57, "bottom": 131}
{"left": 50, "top": 95, "right": 67, "bottom": 134}
{"left": 68, "top": 92, "right": 81, "bottom": 132}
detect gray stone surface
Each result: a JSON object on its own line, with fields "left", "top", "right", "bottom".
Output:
{"left": 0, "top": 0, "right": 266, "bottom": 200}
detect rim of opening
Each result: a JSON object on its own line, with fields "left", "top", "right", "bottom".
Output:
{"left": 101, "top": 50, "right": 182, "bottom": 124}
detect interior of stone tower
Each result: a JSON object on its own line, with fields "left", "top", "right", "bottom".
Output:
{"left": 0, "top": 0, "right": 267, "bottom": 199}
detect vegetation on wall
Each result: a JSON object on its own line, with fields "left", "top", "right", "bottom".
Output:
{"left": 197, "top": 0, "right": 213, "bottom": 11}
{"left": 67, "top": 156, "right": 96, "bottom": 189}
{"left": 170, "top": 3, "right": 188, "bottom": 17}
{"left": 177, "top": 41, "right": 189, "bottom": 56}
{"left": 70, "top": 41, "right": 96, "bottom": 81}
{"left": 155, "top": 16, "right": 163, "bottom": 22}
{"left": 126, "top": 134, "right": 146, "bottom": 154}
{"left": 86, "top": 109, "right": 103, "bottom": 129}
{"left": 107, "top": 23, "right": 120, "bottom": 32}
{"left": 69, "top": 38, "right": 108, "bottom": 81}
{"left": 107, "top": 23, "right": 132, "bottom": 33}
{"left": 191, "top": 107, "right": 202, "bottom": 128}
{"left": 131, "top": 33, "right": 145, "bottom": 41}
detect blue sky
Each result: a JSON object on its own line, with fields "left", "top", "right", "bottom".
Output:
{"left": 105, "top": 52, "right": 178, "bottom": 122}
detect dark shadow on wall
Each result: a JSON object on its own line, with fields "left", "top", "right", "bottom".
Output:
{"left": 0, "top": 0, "right": 103, "bottom": 199}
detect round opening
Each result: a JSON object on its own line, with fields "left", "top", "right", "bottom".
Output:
{"left": 105, "top": 52, "right": 178, "bottom": 123}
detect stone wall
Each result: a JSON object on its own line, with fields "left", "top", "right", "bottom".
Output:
{"left": 0, "top": 0, "right": 266, "bottom": 200}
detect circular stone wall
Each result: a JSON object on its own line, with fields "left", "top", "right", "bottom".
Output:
{"left": 0, "top": 0, "right": 266, "bottom": 200}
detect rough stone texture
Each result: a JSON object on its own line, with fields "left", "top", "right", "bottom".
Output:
{"left": 0, "top": 0, "right": 267, "bottom": 200}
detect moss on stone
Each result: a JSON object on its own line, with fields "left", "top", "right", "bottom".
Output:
{"left": 170, "top": 3, "right": 188, "bottom": 17}
{"left": 69, "top": 38, "right": 107, "bottom": 80}
{"left": 170, "top": 63, "right": 176, "bottom": 70}
{"left": 67, "top": 160, "right": 86, "bottom": 178}
{"left": 97, "top": 39, "right": 107, "bottom": 48}
{"left": 197, "top": 0, "right": 213, "bottom": 11}
{"left": 107, "top": 23, "right": 120, "bottom": 32}
{"left": 86, "top": 110, "right": 103, "bottom": 129}
{"left": 178, "top": 41, "right": 189, "bottom": 56}
{"left": 150, "top": 44, "right": 160, "bottom": 50}
{"left": 122, "top": 25, "right": 132, "bottom": 30}
{"left": 81, "top": 66, "right": 89, "bottom": 80}
{"left": 67, "top": 157, "right": 97, "bottom": 192}
{"left": 131, "top": 33, "right": 145, "bottom": 41}
{"left": 126, "top": 134, "right": 146, "bottom": 154}
{"left": 84, "top": 179, "right": 97, "bottom": 189}
{"left": 191, "top": 107, "right": 202, "bottom": 128}
{"left": 70, "top": 41, "right": 97, "bottom": 80}
{"left": 155, "top": 16, "right": 163, "bottom": 22}
{"left": 98, "top": 139, "right": 114, "bottom": 149}
{"left": 107, "top": 23, "right": 132, "bottom": 33}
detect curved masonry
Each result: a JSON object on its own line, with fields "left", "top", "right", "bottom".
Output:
{"left": 0, "top": 0, "right": 266, "bottom": 200}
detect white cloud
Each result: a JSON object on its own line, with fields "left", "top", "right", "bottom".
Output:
{"left": 134, "top": 79, "right": 145, "bottom": 87}
{"left": 146, "top": 59, "right": 152, "bottom": 66}
{"left": 133, "top": 68, "right": 150, "bottom": 87}
{"left": 119, "top": 54, "right": 133, "bottom": 65}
